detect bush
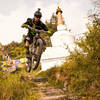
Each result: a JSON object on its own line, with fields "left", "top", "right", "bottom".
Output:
{"left": 0, "top": 71, "right": 38, "bottom": 100}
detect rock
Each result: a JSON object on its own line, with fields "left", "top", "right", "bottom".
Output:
{"left": 31, "top": 77, "right": 48, "bottom": 82}
{"left": 21, "top": 75, "right": 48, "bottom": 82}
{"left": 8, "top": 67, "right": 16, "bottom": 73}
{"left": 20, "top": 75, "right": 68, "bottom": 100}
{"left": 40, "top": 95, "right": 68, "bottom": 100}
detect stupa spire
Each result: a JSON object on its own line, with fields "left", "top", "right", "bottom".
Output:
{"left": 56, "top": 0, "right": 64, "bottom": 25}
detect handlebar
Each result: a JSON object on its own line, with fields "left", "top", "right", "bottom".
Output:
{"left": 23, "top": 24, "right": 51, "bottom": 35}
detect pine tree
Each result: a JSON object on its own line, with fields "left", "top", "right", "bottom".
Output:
{"left": 45, "top": 13, "right": 57, "bottom": 35}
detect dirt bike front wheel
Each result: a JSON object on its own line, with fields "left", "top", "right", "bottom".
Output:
{"left": 26, "top": 58, "right": 32, "bottom": 72}
{"left": 31, "top": 39, "right": 43, "bottom": 70}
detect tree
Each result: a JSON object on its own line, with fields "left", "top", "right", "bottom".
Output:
{"left": 45, "top": 13, "right": 57, "bottom": 35}
{"left": 4, "top": 35, "right": 26, "bottom": 59}
{"left": 0, "top": 43, "right": 3, "bottom": 61}
{"left": 74, "top": 0, "right": 100, "bottom": 66}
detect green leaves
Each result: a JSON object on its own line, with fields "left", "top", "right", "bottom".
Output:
{"left": 4, "top": 39, "right": 25, "bottom": 59}
{"left": 0, "top": 71, "right": 38, "bottom": 100}
{"left": 45, "top": 13, "right": 57, "bottom": 35}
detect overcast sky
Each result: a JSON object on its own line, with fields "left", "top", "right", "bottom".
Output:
{"left": 0, "top": 0, "right": 93, "bottom": 45}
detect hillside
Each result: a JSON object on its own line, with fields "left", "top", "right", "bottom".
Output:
{"left": 0, "top": 8, "right": 100, "bottom": 100}
{"left": 37, "top": 14, "right": 100, "bottom": 99}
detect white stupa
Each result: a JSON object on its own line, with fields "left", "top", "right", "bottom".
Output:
{"left": 40, "top": 6, "right": 75, "bottom": 71}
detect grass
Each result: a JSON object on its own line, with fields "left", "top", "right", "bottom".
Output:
{"left": 37, "top": 61, "right": 100, "bottom": 100}
{"left": 0, "top": 55, "right": 99, "bottom": 100}
{"left": 0, "top": 69, "right": 38, "bottom": 100}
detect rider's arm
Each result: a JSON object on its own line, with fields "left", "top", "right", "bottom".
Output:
{"left": 41, "top": 22, "right": 48, "bottom": 31}
{"left": 21, "top": 18, "right": 32, "bottom": 28}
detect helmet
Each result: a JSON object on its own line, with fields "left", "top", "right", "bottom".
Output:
{"left": 34, "top": 8, "right": 42, "bottom": 18}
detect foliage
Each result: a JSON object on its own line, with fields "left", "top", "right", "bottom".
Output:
{"left": 0, "top": 70, "right": 38, "bottom": 100}
{"left": 0, "top": 43, "right": 3, "bottom": 61}
{"left": 45, "top": 13, "right": 57, "bottom": 35}
{"left": 38, "top": 6, "right": 100, "bottom": 99}
{"left": 4, "top": 35, "right": 26, "bottom": 60}
{"left": 0, "top": 52, "right": 3, "bottom": 61}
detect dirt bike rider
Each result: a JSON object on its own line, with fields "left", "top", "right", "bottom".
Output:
{"left": 21, "top": 8, "right": 50, "bottom": 60}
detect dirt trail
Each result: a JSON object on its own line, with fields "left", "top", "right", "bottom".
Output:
{"left": 21, "top": 75, "right": 68, "bottom": 100}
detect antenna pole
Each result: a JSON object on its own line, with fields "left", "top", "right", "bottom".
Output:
{"left": 57, "top": 0, "right": 59, "bottom": 7}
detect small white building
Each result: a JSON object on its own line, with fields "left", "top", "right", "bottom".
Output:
{"left": 41, "top": 6, "right": 75, "bottom": 71}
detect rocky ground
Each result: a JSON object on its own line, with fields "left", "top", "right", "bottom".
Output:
{"left": 21, "top": 75, "right": 71, "bottom": 100}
